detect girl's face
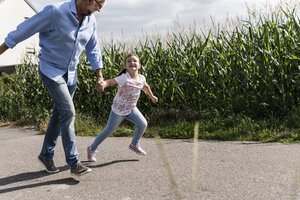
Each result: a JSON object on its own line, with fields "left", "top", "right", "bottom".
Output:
{"left": 125, "top": 56, "right": 141, "bottom": 72}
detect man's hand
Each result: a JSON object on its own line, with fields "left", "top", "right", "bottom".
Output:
{"left": 95, "top": 69, "right": 104, "bottom": 92}
{"left": 95, "top": 80, "right": 107, "bottom": 92}
{"left": 0, "top": 43, "right": 9, "bottom": 55}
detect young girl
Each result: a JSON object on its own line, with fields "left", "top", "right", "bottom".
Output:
{"left": 87, "top": 53, "right": 158, "bottom": 161}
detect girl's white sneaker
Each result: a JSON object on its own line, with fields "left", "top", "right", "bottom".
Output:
{"left": 87, "top": 146, "right": 97, "bottom": 162}
{"left": 129, "top": 144, "right": 147, "bottom": 155}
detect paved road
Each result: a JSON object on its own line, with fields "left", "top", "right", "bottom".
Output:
{"left": 1, "top": 126, "right": 300, "bottom": 200}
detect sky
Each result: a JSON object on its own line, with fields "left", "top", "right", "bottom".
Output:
{"left": 27, "top": 0, "right": 287, "bottom": 42}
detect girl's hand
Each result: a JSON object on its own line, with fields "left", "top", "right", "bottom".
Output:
{"left": 95, "top": 80, "right": 106, "bottom": 92}
{"left": 151, "top": 96, "right": 158, "bottom": 103}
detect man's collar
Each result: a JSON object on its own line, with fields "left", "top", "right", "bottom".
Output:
{"left": 71, "top": 0, "right": 77, "bottom": 15}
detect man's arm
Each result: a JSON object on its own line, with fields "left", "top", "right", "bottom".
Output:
{"left": 95, "top": 69, "right": 104, "bottom": 92}
{"left": 0, "top": 43, "right": 9, "bottom": 55}
{"left": 96, "top": 69, "right": 103, "bottom": 80}
{"left": 5, "top": 5, "right": 54, "bottom": 50}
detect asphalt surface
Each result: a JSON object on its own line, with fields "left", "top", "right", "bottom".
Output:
{"left": 1, "top": 126, "right": 300, "bottom": 200}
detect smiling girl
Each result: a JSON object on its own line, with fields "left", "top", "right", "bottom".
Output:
{"left": 87, "top": 53, "right": 158, "bottom": 161}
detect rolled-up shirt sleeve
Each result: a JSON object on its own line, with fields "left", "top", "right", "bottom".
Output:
{"left": 4, "top": 0, "right": 102, "bottom": 86}
{"left": 85, "top": 20, "right": 103, "bottom": 70}
{"left": 5, "top": 5, "right": 54, "bottom": 49}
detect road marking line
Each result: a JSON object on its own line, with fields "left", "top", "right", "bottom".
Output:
{"left": 190, "top": 122, "right": 199, "bottom": 200}
{"left": 155, "top": 135, "right": 181, "bottom": 200}
{"left": 291, "top": 164, "right": 300, "bottom": 200}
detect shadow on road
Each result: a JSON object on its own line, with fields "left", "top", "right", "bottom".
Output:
{"left": 0, "top": 178, "right": 79, "bottom": 194}
{"left": 0, "top": 165, "right": 70, "bottom": 187}
{"left": 0, "top": 159, "right": 139, "bottom": 194}
{"left": 83, "top": 159, "right": 139, "bottom": 168}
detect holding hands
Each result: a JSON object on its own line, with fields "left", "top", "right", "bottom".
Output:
{"left": 95, "top": 80, "right": 106, "bottom": 92}
{"left": 95, "top": 78, "right": 117, "bottom": 92}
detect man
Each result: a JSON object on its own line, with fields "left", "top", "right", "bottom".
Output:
{"left": 0, "top": 0, "right": 106, "bottom": 176}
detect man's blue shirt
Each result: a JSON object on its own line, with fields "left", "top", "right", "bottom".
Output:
{"left": 5, "top": 0, "right": 103, "bottom": 85}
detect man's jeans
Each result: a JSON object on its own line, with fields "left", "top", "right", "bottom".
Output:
{"left": 91, "top": 108, "right": 147, "bottom": 151}
{"left": 39, "top": 71, "right": 79, "bottom": 168}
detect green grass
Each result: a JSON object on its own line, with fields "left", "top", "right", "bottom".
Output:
{"left": 36, "top": 109, "right": 298, "bottom": 143}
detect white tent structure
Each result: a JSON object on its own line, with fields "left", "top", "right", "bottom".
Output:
{"left": 0, "top": 0, "right": 38, "bottom": 73}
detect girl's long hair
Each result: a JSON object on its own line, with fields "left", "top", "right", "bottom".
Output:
{"left": 117, "top": 69, "right": 127, "bottom": 77}
{"left": 117, "top": 53, "right": 140, "bottom": 76}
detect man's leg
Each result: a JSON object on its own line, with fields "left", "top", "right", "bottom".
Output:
{"left": 40, "top": 107, "right": 60, "bottom": 160}
{"left": 39, "top": 71, "right": 79, "bottom": 168}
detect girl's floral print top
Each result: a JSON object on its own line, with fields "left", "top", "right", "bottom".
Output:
{"left": 112, "top": 72, "right": 146, "bottom": 116}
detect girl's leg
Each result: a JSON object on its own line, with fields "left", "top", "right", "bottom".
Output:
{"left": 126, "top": 108, "right": 147, "bottom": 146}
{"left": 90, "top": 111, "right": 125, "bottom": 151}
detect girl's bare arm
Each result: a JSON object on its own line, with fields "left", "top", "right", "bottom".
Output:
{"left": 143, "top": 83, "right": 158, "bottom": 103}
{"left": 102, "top": 78, "right": 118, "bottom": 89}
{"left": 96, "top": 78, "right": 117, "bottom": 92}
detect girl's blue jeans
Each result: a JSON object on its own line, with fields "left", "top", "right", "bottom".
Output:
{"left": 39, "top": 71, "right": 79, "bottom": 168}
{"left": 91, "top": 108, "right": 147, "bottom": 151}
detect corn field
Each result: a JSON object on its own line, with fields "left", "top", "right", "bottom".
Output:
{"left": 75, "top": 6, "right": 300, "bottom": 122}
{"left": 1, "top": 4, "right": 299, "bottom": 126}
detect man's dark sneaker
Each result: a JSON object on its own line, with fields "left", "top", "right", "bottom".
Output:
{"left": 70, "top": 163, "right": 92, "bottom": 176}
{"left": 38, "top": 155, "right": 59, "bottom": 174}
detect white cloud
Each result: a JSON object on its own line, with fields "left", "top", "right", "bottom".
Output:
{"left": 26, "top": 0, "right": 290, "bottom": 41}
{"left": 127, "top": 0, "right": 138, "bottom": 6}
